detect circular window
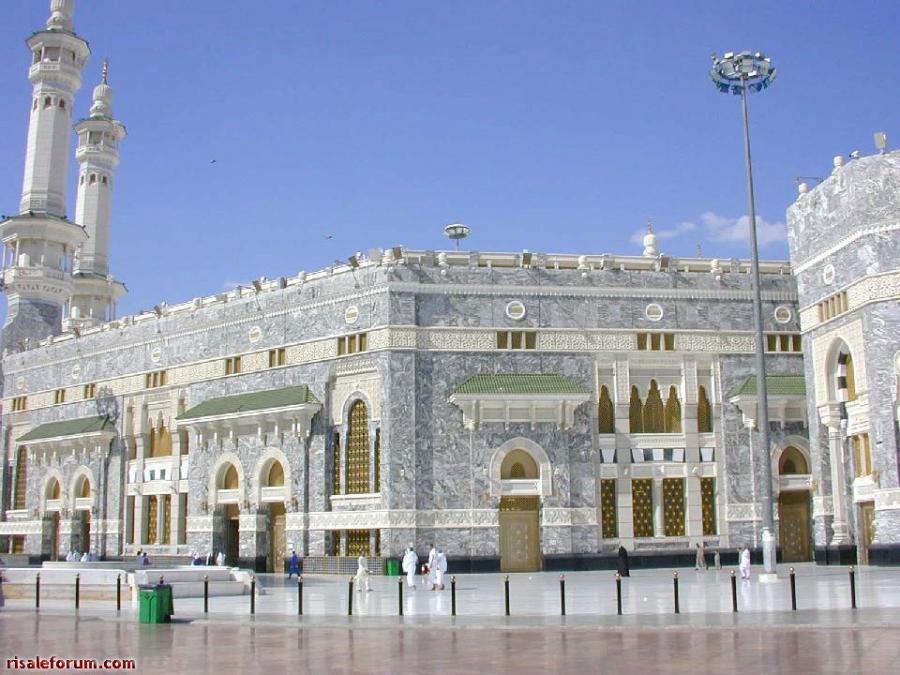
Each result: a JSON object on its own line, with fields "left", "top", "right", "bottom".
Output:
{"left": 345, "top": 305, "right": 359, "bottom": 325}
{"left": 774, "top": 306, "right": 792, "bottom": 324}
{"left": 822, "top": 264, "right": 836, "bottom": 285}
{"left": 645, "top": 304, "right": 664, "bottom": 321}
{"left": 71, "top": 364, "right": 81, "bottom": 380}
{"left": 249, "top": 326, "right": 262, "bottom": 343}
{"left": 505, "top": 301, "right": 526, "bottom": 321}
{"left": 150, "top": 346, "right": 162, "bottom": 363}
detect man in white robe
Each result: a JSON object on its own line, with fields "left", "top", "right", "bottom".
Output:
{"left": 739, "top": 546, "right": 751, "bottom": 580}
{"left": 401, "top": 545, "right": 418, "bottom": 589}
{"left": 355, "top": 555, "right": 371, "bottom": 592}
{"left": 427, "top": 544, "right": 438, "bottom": 590}
{"left": 435, "top": 549, "right": 447, "bottom": 590}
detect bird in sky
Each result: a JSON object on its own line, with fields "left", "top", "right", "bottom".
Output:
{"left": 209, "top": 159, "right": 217, "bottom": 164}
{"left": 323, "top": 234, "right": 334, "bottom": 240}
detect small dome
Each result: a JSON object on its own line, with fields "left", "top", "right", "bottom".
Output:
{"left": 642, "top": 231, "right": 658, "bottom": 257}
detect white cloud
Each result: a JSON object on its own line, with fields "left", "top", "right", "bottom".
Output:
{"left": 699, "top": 211, "right": 787, "bottom": 247}
{"left": 628, "top": 211, "right": 787, "bottom": 250}
{"left": 629, "top": 220, "right": 696, "bottom": 245}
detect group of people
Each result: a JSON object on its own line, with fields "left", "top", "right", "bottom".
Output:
{"left": 65, "top": 550, "right": 97, "bottom": 563}
{"left": 190, "top": 551, "right": 226, "bottom": 567}
{"left": 617, "top": 543, "right": 753, "bottom": 579}
{"left": 401, "top": 543, "right": 448, "bottom": 591}
{"left": 693, "top": 543, "right": 723, "bottom": 571}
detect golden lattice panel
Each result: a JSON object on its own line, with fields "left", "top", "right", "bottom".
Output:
{"left": 701, "top": 477, "right": 716, "bottom": 535}
{"left": 601, "top": 479, "right": 618, "bottom": 538}
{"left": 663, "top": 478, "right": 685, "bottom": 537}
{"left": 631, "top": 479, "right": 654, "bottom": 537}
{"left": 347, "top": 401, "right": 370, "bottom": 494}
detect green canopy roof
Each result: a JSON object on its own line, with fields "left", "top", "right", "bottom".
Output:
{"left": 452, "top": 374, "right": 590, "bottom": 396}
{"left": 177, "top": 385, "right": 320, "bottom": 421}
{"left": 18, "top": 416, "right": 115, "bottom": 443}
{"left": 729, "top": 375, "right": 806, "bottom": 398}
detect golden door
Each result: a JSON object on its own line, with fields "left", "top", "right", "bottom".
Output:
{"left": 859, "top": 502, "right": 875, "bottom": 564}
{"left": 499, "top": 497, "right": 540, "bottom": 572}
{"left": 146, "top": 495, "right": 158, "bottom": 545}
{"left": 270, "top": 509, "right": 286, "bottom": 573}
{"left": 778, "top": 491, "right": 812, "bottom": 562}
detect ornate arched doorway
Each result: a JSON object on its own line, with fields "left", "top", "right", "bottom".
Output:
{"left": 777, "top": 446, "right": 813, "bottom": 562}
{"left": 498, "top": 448, "right": 541, "bottom": 572}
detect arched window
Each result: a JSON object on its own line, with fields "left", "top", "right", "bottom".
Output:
{"left": 44, "top": 96, "right": 52, "bottom": 108}
{"left": 89, "top": 174, "right": 97, "bottom": 185}
{"left": 664, "top": 386, "right": 682, "bottom": 433}
{"left": 101, "top": 176, "right": 108, "bottom": 185}
{"left": 598, "top": 385, "right": 615, "bottom": 434}
{"left": 629, "top": 386, "right": 643, "bottom": 433}
{"left": 779, "top": 446, "right": 808, "bottom": 475}
{"left": 47, "top": 478, "right": 61, "bottom": 501}
{"left": 222, "top": 464, "right": 239, "bottom": 490}
{"left": 14, "top": 447, "right": 27, "bottom": 510}
{"left": 697, "top": 385, "right": 712, "bottom": 433}
{"left": 347, "top": 400, "right": 370, "bottom": 494}
{"left": 837, "top": 351, "right": 857, "bottom": 402}
{"left": 58, "top": 99, "right": 66, "bottom": 110}
{"left": 501, "top": 449, "right": 538, "bottom": 479}
{"left": 642, "top": 380, "right": 665, "bottom": 433}
{"left": 266, "top": 461, "right": 285, "bottom": 487}
{"left": 149, "top": 423, "right": 172, "bottom": 457}
{"left": 78, "top": 476, "right": 91, "bottom": 499}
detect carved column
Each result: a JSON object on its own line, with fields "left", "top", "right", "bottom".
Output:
{"left": 820, "top": 404, "right": 850, "bottom": 545}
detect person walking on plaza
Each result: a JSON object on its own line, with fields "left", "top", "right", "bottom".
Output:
{"left": 617, "top": 545, "right": 630, "bottom": 577}
{"left": 402, "top": 544, "right": 418, "bottom": 590}
{"left": 288, "top": 551, "right": 300, "bottom": 579}
{"left": 427, "top": 544, "right": 438, "bottom": 589}
{"left": 355, "top": 555, "right": 371, "bottom": 592}
{"left": 739, "top": 545, "right": 751, "bottom": 580}
{"left": 714, "top": 549, "right": 722, "bottom": 570}
{"left": 695, "top": 543, "right": 707, "bottom": 570}
{"left": 434, "top": 549, "right": 447, "bottom": 591}
{"left": 216, "top": 551, "right": 225, "bottom": 567}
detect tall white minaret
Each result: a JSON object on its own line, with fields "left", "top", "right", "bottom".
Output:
{"left": 68, "top": 60, "right": 127, "bottom": 329}
{"left": 20, "top": 0, "right": 90, "bottom": 217}
{"left": 0, "top": 0, "right": 89, "bottom": 351}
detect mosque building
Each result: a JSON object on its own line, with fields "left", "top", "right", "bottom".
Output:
{"left": 0, "top": 1, "right": 897, "bottom": 571}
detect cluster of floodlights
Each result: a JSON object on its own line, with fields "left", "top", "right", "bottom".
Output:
{"left": 710, "top": 51, "right": 776, "bottom": 95}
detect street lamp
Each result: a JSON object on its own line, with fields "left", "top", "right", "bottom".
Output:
{"left": 710, "top": 51, "right": 778, "bottom": 576}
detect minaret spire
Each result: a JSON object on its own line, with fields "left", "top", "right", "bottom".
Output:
{"left": 68, "top": 60, "right": 128, "bottom": 330}
{"left": 0, "top": 0, "right": 90, "bottom": 351}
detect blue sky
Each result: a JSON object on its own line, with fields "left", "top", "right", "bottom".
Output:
{"left": 1, "top": 1, "right": 898, "bottom": 318}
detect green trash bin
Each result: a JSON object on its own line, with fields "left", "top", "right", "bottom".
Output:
{"left": 384, "top": 558, "right": 400, "bottom": 576}
{"left": 138, "top": 584, "right": 174, "bottom": 623}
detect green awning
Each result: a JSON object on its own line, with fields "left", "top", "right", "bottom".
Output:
{"left": 452, "top": 374, "right": 590, "bottom": 396}
{"left": 729, "top": 375, "right": 806, "bottom": 398}
{"left": 18, "top": 416, "right": 115, "bottom": 443}
{"left": 177, "top": 385, "right": 320, "bottom": 421}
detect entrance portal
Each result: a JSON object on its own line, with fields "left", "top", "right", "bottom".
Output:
{"left": 859, "top": 502, "right": 875, "bottom": 565}
{"left": 499, "top": 496, "right": 540, "bottom": 572}
{"left": 225, "top": 504, "right": 240, "bottom": 566}
{"left": 778, "top": 491, "right": 812, "bottom": 562}
{"left": 268, "top": 503, "right": 286, "bottom": 573}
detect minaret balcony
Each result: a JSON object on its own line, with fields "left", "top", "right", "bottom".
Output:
{"left": 2, "top": 265, "right": 73, "bottom": 301}
{"left": 75, "top": 144, "right": 119, "bottom": 162}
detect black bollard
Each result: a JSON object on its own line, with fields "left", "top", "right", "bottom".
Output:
{"left": 348, "top": 576, "right": 354, "bottom": 616}
{"left": 560, "top": 575, "right": 566, "bottom": 616}
{"left": 451, "top": 576, "right": 457, "bottom": 616}
{"left": 730, "top": 570, "right": 738, "bottom": 612}
{"left": 203, "top": 575, "right": 209, "bottom": 614}
{"left": 789, "top": 567, "right": 796, "bottom": 611}
{"left": 849, "top": 566, "right": 857, "bottom": 609}
{"left": 116, "top": 574, "right": 122, "bottom": 612}
{"left": 298, "top": 576, "right": 303, "bottom": 615}
{"left": 35, "top": 572, "right": 40, "bottom": 610}
{"left": 504, "top": 575, "right": 510, "bottom": 616}
{"left": 672, "top": 571, "right": 679, "bottom": 614}
{"left": 75, "top": 573, "right": 80, "bottom": 610}
{"left": 250, "top": 575, "right": 256, "bottom": 615}
{"left": 398, "top": 577, "right": 403, "bottom": 616}
{"left": 615, "top": 572, "right": 622, "bottom": 615}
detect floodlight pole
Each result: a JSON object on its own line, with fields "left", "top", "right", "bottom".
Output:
{"left": 712, "top": 52, "right": 778, "bottom": 576}
{"left": 738, "top": 79, "right": 776, "bottom": 575}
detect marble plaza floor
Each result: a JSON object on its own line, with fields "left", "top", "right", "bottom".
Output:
{"left": 2, "top": 564, "right": 900, "bottom": 673}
